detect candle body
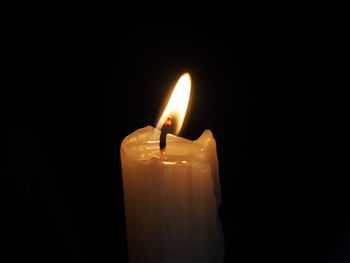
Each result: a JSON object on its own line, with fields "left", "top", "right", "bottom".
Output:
{"left": 121, "top": 126, "right": 224, "bottom": 263}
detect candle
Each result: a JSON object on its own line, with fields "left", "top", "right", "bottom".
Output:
{"left": 120, "top": 73, "right": 224, "bottom": 263}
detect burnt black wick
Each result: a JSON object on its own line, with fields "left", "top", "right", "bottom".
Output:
{"left": 160, "top": 117, "right": 174, "bottom": 150}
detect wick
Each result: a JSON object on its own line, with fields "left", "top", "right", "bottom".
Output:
{"left": 160, "top": 117, "right": 172, "bottom": 150}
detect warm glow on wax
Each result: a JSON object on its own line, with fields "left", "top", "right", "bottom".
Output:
{"left": 156, "top": 73, "right": 191, "bottom": 135}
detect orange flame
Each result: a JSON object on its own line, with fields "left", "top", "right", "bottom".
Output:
{"left": 156, "top": 73, "right": 191, "bottom": 135}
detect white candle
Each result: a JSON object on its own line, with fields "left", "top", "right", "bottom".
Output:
{"left": 120, "top": 74, "right": 224, "bottom": 263}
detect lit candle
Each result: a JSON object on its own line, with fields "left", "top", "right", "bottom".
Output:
{"left": 120, "top": 73, "right": 224, "bottom": 263}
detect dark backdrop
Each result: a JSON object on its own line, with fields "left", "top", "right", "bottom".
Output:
{"left": 2, "top": 8, "right": 349, "bottom": 263}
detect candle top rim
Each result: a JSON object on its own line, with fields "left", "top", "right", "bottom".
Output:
{"left": 121, "top": 126, "right": 215, "bottom": 167}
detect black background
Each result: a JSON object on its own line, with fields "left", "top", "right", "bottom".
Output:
{"left": 2, "top": 8, "right": 349, "bottom": 263}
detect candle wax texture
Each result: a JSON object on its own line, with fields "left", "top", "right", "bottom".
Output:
{"left": 121, "top": 126, "right": 224, "bottom": 263}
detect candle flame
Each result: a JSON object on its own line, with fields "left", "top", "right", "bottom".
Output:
{"left": 156, "top": 73, "right": 191, "bottom": 135}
